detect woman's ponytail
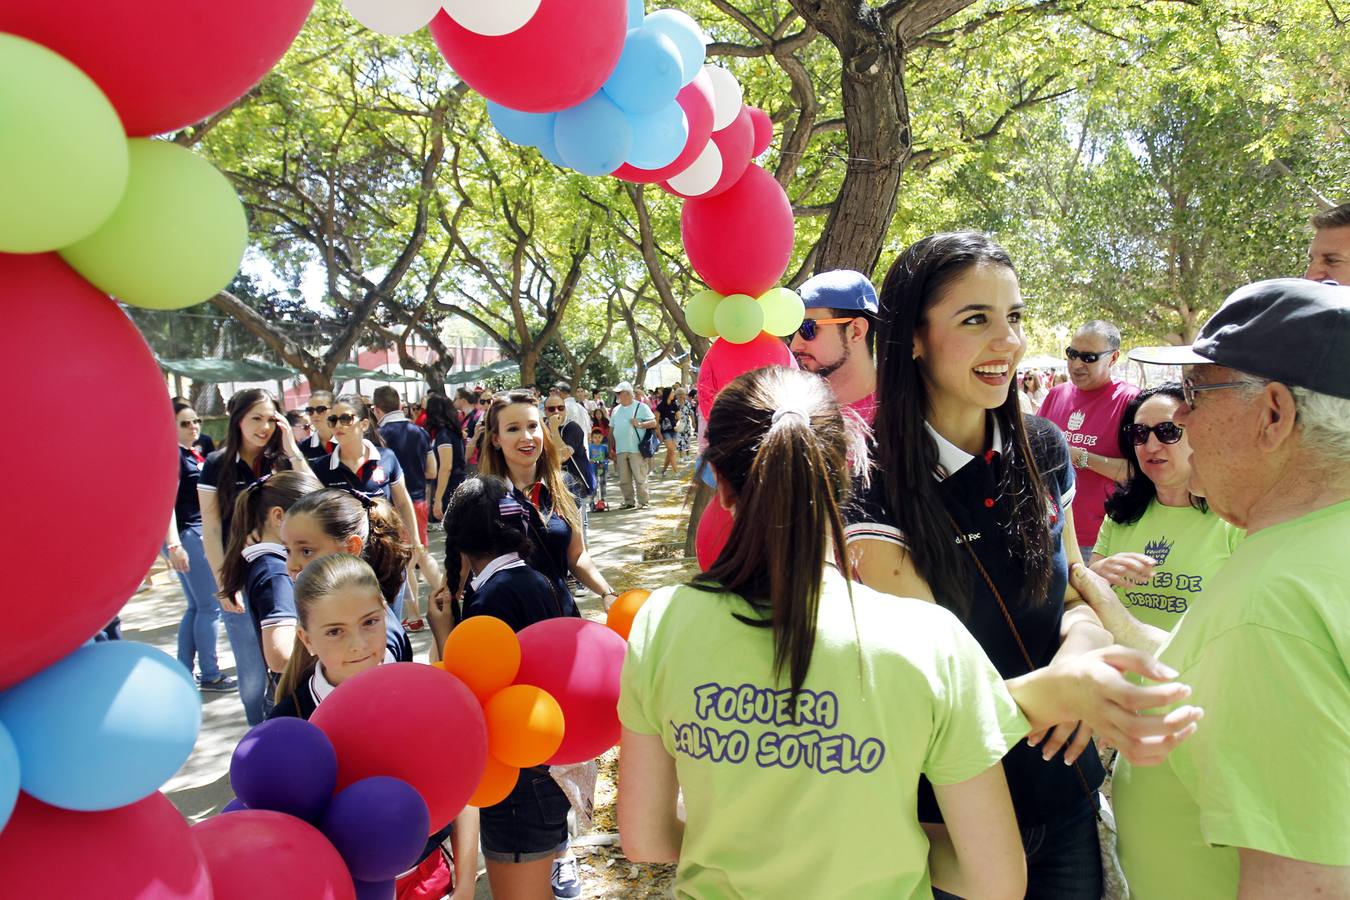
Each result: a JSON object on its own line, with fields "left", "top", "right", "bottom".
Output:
{"left": 273, "top": 631, "right": 318, "bottom": 709}
{"left": 216, "top": 470, "right": 323, "bottom": 601}
{"left": 363, "top": 496, "right": 413, "bottom": 605}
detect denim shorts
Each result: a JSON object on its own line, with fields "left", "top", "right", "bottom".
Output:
{"left": 479, "top": 766, "right": 571, "bottom": 863}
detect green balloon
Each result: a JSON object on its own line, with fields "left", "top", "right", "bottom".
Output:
{"left": 759, "top": 287, "right": 806, "bottom": 337}
{"left": 62, "top": 139, "right": 247, "bottom": 310}
{"left": 714, "top": 293, "right": 765, "bottom": 344}
{"left": 0, "top": 34, "right": 129, "bottom": 254}
{"left": 685, "top": 289, "right": 723, "bottom": 338}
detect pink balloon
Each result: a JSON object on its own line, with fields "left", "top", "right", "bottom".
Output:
{"left": 612, "top": 69, "right": 715, "bottom": 184}
{"left": 0, "top": 0, "right": 315, "bottom": 136}
{"left": 514, "top": 618, "right": 627, "bottom": 765}
{"left": 747, "top": 107, "right": 774, "bottom": 156}
{"left": 428, "top": 1, "right": 627, "bottom": 113}
{"left": 0, "top": 254, "right": 178, "bottom": 691}
{"left": 0, "top": 793, "right": 211, "bottom": 898}
{"left": 192, "top": 810, "right": 356, "bottom": 900}
{"left": 695, "top": 334, "right": 796, "bottom": 421}
{"left": 695, "top": 500, "right": 734, "bottom": 570}
{"left": 681, "top": 164, "right": 795, "bottom": 297}
{"left": 663, "top": 104, "right": 755, "bottom": 200}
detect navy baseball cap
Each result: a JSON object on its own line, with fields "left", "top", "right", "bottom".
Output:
{"left": 800, "top": 269, "right": 879, "bottom": 314}
{"left": 1130, "top": 278, "right": 1350, "bottom": 399}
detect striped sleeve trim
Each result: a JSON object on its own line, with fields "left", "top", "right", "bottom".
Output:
{"left": 260, "top": 614, "right": 298, "bottom": 628}
{"left": 1060, "top": 484, "right": 1076, "bottom": 508}
{"left": 843, "top": 521, "right": 908, "bottom": 548}
{"left": 196, "top": 483, "right": 217, "bottom": 493}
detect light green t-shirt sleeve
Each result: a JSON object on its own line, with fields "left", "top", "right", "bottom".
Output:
{"left": 1186, "top": 622, "right": 1350, "bottom": 866}
{"left": 1091, "top": 515, "right": 1117, "bottom": 559}
{"left": 1225, "top": 523, "right": 1246, "bottom": 554}
{"left": 617, "top": 588, "right": 672, "bottom": 736}
{"left": 922, "top": 613, "right": 1031, "bottom": 785}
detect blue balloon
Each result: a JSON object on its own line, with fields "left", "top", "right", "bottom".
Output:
{"left": 536, "top": 136, "right": 568, "bottom": 169}
{"left": 230, "top": 717, "right": 337, "bottom": 823}
{"left": 486, "top": 101, "right": 557, "bottom": 148}
{"left": 322, "top": 776, "right": 430, "bottom": 883}
{"left": 627, "top": 0, "right": 645, "bottom": 28}
{"left": 354, "top": 879, "right": 396, "bottom": 900}
{"left": 554, "top": 93, "right": 633, "bottom": 176}
{"left": 0, "top": 641, "right": 200, "bottom": 812}
{"left": 625, "top": 101, "right": 689, "bottom": 169}
{"left": 0, "top": 721, "right": 18, "bottom": 832}
{"left": 644, "top": 9, "right": 707, "bottom": 85}
{"left": 220, "top": 797, "right": 249, "bottom": 814}
{"left": 602, "top": 26, "right": 683, "bottom": 115}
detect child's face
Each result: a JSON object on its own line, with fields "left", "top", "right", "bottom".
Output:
{"left": 281, "top": 511, "right": 362, "bottom": 580}
{"left": 297, "top": 584, "right": 387, "bottom": 686}
{"left": 590, "top": 432, "right": 602, "bottom": 445}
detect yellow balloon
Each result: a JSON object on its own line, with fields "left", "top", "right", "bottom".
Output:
{"left": 758, "top": 287, "right": 806, "bottom": 337}
{"left": 713, "top": 293, "right": 765, "bottom": 344}
{"left": 685, "top": 289, "right": 723, "bottom": 338}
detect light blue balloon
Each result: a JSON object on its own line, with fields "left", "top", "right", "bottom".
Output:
{"left": 486, "top": 101, "right": 557, "bottom": 148}
{"left": 0, "top": 641, "right": 200, "bottom": 812}
{"left": 554, "top": 93, "right": 634, "bottom": 176}
{"left": 627, "top": 0, "right": 645, "bottom": 28}
{"left": 625, "top": 101, "right": 689, "bottom": 169}
{"left": 0, "top": 721, "right": 18, "bottom": 832}
{"left": 644, "top": 9, "right": 707, "bottom": 85}
{"left": 602, "top": 26, "right": 683, "bottom": 115}
{"left": 535, "top": 136, "right": 569, "bottom": 169}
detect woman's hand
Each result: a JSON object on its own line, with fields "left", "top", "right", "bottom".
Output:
{"left": 166, "top": 545, "right": 190, "bottom": 573}
{"left": 272, "top": 411, "right": 303, "bottom": 459}
{"left": 219, "top": 591, "right": 246, "bottom": 614}
{"left": 1090, "top": 552, "right": 1156, "bottom": 587}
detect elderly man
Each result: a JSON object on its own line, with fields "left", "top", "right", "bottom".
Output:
{"left": 1305, "top": 202, "right": 1350, "bottom": 284}
{"left": 1073, "top": 278, "right": 1350, "bottom": 898}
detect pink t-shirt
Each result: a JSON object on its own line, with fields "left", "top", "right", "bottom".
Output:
{"left": 1038, "top": 379, "right": 1139, "bottom": 548}
{"left": 846, "top": 392, "right": 876, "bottom": 426}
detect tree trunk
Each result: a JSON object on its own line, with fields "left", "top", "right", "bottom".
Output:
{"left": 519, "top": 352, "right": 538, "bottom": 389}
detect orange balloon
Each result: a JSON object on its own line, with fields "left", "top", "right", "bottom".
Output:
{"left": 606, "top": 589, "right": 652, "bottom": 641}
{"left": 468, "top": 755, "right": 519, "bottom": 808}
{"left": 485, "top": 684, "right": 566, "bottom": 768}
{"left": 443, "top": 615, "right": 521, "bottom": 702}
{"left": 429, "top": 660, "right": 446, "bottom": 670}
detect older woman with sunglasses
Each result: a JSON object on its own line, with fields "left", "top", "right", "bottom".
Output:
{"left": 1088, "top": 382, "right": 1244, "bottom": 631}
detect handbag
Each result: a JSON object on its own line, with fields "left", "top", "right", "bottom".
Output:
{"left": 944, "top": 509, "right": 1128, "bottom": 900}
{"left": 634, "top": 415, "right": 657, "bottom": 459}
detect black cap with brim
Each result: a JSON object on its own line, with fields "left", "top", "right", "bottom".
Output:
{"left": 1128, "top": 278, "right": 1350, "bottom": 400}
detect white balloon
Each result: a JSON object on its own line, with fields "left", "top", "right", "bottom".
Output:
{"left": 442, "top": 0, "right": 542, "bottom": 36}
{"left": 704, "top": 65, "right": 743, "bottom": 132}
{"left": 667, "top": 139, "right": 722, "bottom": 197}
{"left": 343, "top": 0, "right": 442, "bottom": 35}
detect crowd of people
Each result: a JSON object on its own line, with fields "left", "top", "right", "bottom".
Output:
{"left": 146, "top": 203, "right": 1349, "bottom": 899}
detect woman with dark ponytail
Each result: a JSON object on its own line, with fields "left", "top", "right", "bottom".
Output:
{"left": 616, "top": 365, "right": 1030, "bottom": 899}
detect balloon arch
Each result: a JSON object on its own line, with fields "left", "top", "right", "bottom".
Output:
{"left": 0, "top": 1, "right": 799, "bottom": 894}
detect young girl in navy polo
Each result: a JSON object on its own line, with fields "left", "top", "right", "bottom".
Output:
{"left": 216, "top": 470, "right": 322, "bottom": 718}
{"left": 441, "top": 475, "right": 579, "bottom": 900}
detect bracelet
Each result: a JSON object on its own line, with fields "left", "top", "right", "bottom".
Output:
{"left": 1073, "top": 448, "right": 1090, "bottom": 469}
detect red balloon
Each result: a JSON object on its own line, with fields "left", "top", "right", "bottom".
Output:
{"left": 0, "top": 792, "right": 210, "bottom": 898}
{"left": 311, "top": 664, "right": 487, "bottom": 833}
{"left": 695, "top": 499, "right": 735, "bottom": 571}
{"left": 747, "top": 107, "right": 774, "bottom": 157}
{"left": 681, "top": 164, "right": 795, "bottom": 297}
{"left": 663, "top": 104, "right": 755, "bottom": 200}
{"left": 0, "top": 1, "right": 315, "bottom": 136}
{"left": 191, "top": 810, "right": 355, "bottom": 900}
{"left": 0, "top": 254, "right": 177, "bottom": 691}
{"left": 696, "top": 334, "right": 796, "bottom": 421}
{"left": 429, "top": 1, "right": 627, "bottom": 113}
{"left": 514, "top": 618, "right": 628, "bottom": 765}
{"left": 612, "top": 69, "right": 715, "bottom": 184}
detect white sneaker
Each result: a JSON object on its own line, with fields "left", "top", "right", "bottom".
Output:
{"left": 551, "top": 854, "right": 582, "bottom": 899}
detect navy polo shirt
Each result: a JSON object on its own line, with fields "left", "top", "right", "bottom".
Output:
{"left": 430, "top": 426, "right": 466, "bottom": 503}
{"left": 462, "top": 554, "right": 577, "bottom": 631}
{"left": 242, "top": 543, "right": 296, "bottom": 667}
{"left": 174, "top": 446, "right": 206, "bottom": 533}
{"left": 300, "top": 431, "right": 332, "bottom": 462}
{"left": 378, "top": 412, "right": 432, "bottom": 501}
{"left": 309, "top": 441, "right": 404, "bottom": 501}
{"left": 199, "top": 449, "right": 277, "bottom": 542}
{"left": 513, "top": 483, "right": 577, "bottom": 608}
{"left": 844, "top": 414, "right": 1103, "bottom": 826}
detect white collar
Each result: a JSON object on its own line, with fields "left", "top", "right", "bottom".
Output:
{"left": 381, "top": 411, "right": 410, "bottom": 424}
{"left": 309, "top": 646, "right": 397, "bottom": 707}
{"left": 241, "top": 541, "right": 287, "bottom": 563}
{"left": 329, "top": 438, "right": 381, "bottom": 471}
{"left": 925, "top": 417, "right": 1004, "bottom": 482}
{"left": 470, "top": 552, "right": 528, "bottom": 591}
{"left": 307, "top": 432, "right": 321, "bottom": 448}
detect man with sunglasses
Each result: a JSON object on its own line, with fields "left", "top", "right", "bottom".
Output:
{"left": 299, "top": 389, "right": 336, "bottom": 461}
{"left": 1071, "top": 278, "right": 1350, "bottom": 900}
{"left": 1038, "top": 320, "right": 1139, "bottom": 556}
{"left": 789, "top": 269, "right": 880, "bottom": 425}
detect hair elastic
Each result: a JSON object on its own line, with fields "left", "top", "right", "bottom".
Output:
{"left": 771, "top": 405, "right": 810, "bottom": 426}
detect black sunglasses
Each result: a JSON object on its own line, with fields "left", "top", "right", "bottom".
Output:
{"left": 178, "top": 418, "right": 201, "bottom": 426}
{"left": 1065, "top": 347, "right": 1108, "bottom": 364}
{"left": 1127, "top": 422, "right": 1184, "bottom": 446}
{"left": 305, "top": 404, "right": 330, "bottom": 415}
{"left": 796, "top": 316, "right": 855, "bottom": 341}
{"left": 326, "top": 413, "right": 358, "bottom": 427}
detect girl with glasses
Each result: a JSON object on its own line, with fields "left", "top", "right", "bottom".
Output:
{"left": 1088, "top": 383, "right": 1244, "bottom": 631}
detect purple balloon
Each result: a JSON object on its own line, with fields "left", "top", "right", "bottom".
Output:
{"left": 229, "top": 717, "right": 337, "bottom": 823}
{"left": 321, "top": 776, "right": 430, "bottom": 883}
{"left": 220, "top": 797, "right": 249, "bottom": 814}
{"left": 353, "top": 879, "right": 396, "bottom": 900}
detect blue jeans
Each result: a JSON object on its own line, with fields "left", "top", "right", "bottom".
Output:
{"left": 171, "top": 526, "right": 224, "bottom": 682}
{"left": 933, "top": 795, "right": 1101, "bottom": 900}
{"left": 223, "top": 602, "right": 269, "bottom": 726}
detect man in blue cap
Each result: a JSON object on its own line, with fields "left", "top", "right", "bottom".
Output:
{"left": 790, "top": 269, "right": 880, "bottom": 425}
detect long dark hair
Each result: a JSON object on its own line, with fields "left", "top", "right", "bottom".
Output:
{"left": 274, "top": 554, "right": 383, "bottom": 707}
{"left": 215, "top": 388, "right": 289, "bottom": 525}
{"left": 442, "top": 475, "right": 536, "bottom": 613}
{"left": 874, "top": 232, "right": 1053, "bottom": 614}
{"left": 333, "top": 393, "right": 385, "bottom": 448}
{"left": 424, "top": 393, "right": 462, "bottom": 441}
{"left": 692, "top": 366, "right": 860, "bottom": 706}
{"left": 284, "top": 488, "right": 412, "bottom": 606}
{"left": 1104, "top": 382, "right": 1206, "bottom": 525}
{"left": 218, "top": 470, "right": 323, "bottom": 600}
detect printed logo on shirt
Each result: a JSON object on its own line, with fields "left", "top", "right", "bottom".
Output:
{"left": 371, "top": 466, "right": 386, "bottom": 484}
{"left": 1046, "top": 492, "right": 1059, "bottom": 526}
{"left": 1144, "top": 536, "right": 1174, "bottom": 566}
{"left": 1067, "top": 409, "right": 1086, "bottom": 431}
{"left": 669, "top": 682, "right": 886, "bottom": 775}
{"left": 953, "top": 532, "right": 982, "bottom": 545}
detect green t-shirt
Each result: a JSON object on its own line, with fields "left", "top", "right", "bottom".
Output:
{"left": 1114, "top": 499, "right": 1350, "bottom": 899}
{"left": 618, "top": 568, "right": 1028, "bottom": 899}
{"left": 1092, "top": 500, "right": 1244, "bottom": 631}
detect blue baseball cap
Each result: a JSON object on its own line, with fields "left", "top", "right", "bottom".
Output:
{"left": 799, "top": 269, "right": 879, "bottom": 314}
